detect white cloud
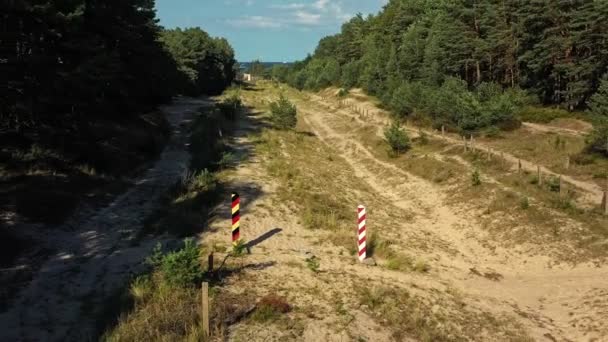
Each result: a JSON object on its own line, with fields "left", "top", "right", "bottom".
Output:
{"left": 294, "top": 11, "right": 321, "bottom": 25}
{"left": 227, "top": 0, "right": 356, "bottom": 29}
{"left": 313, "top": 0, "right": 330, "bottom": 10}
{"left": 226, "top": 15, "right": 283, "bottom": 28}
{"left": 270, "top": 3, "right": 307, "bottom": 10}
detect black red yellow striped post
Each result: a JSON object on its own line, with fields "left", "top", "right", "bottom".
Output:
{"left": 231, "top": 193, "right": 240, "bottom": 245}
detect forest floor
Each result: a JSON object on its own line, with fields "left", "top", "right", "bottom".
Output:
{"left": 0, "top": 97, "right": 211, "bottom": 341}
{"left": 194, "top": 82, "right": 608, "bottom": 341}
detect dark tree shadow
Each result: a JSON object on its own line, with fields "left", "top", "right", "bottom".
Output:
{"left": 295, "top": 130, "right": 316, "bottom": 137}
{"left": 245, "top": 228, "right": 282, "bottom": 249}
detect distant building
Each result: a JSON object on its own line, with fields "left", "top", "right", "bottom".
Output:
{"left": 243, "top": 73, "right": 252, "bottom": 82}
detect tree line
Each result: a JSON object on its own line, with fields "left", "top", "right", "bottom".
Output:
{"left": 274, "top": 0, "right": 608, "bottom": 147}
{"left": 1, "top": 0, "right": 236, "bottom": 133}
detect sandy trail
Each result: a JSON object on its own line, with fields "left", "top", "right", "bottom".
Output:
{"left": 0, "top": 97, "right": 210, "bottom": 342}
{"left": 311, "top": 92, "right": 606, "bottom": 207}
{"left": 293, "top": 94, "right": 608, "bottom": 341}
{"left": 522, "top": 122, "right": 590, "bottom": 137}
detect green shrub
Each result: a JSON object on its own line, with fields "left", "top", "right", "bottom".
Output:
{"left": 571, "top": 153, "right": 597, "bottom": 165}
{"left": 471, "top": 169, "right": 481, "bottom": 186}
{"left": 270, "top": 95, "right": 297, "bottom": 129}
{"left": 520, "top": 197, "right": 530, "bottom": 210}
{"left": 585, "top": 121, "right": 608, "bottom": 157}
{"left": 384, "top": 122, "right": 410, "bottom": 155}
{"left": 588, "top": 74, "right": 608, "bottom": 117}
{"left": 337, "top": 88, "right": 349, "bottom": 97}
{"left": 232, "top": 239, "right": 247, "bottom": 256}
{"left": 418, "top": 130, "right": 429, "bottom": 145}
{"left": 390, "top": 82, "right": 427, "bottom": 117}
{"left": 160, "top": 239, "right": 203, "bottom": 287}
{"left": 306, "top": 256, "right": 320, "bottom": 273}
{"left": 517, "top": 106, "right": 571, "bottom": 123}
{"left": 483, "top": 126, "right": 502, "bottom": 138}
{"left": 547, "top": 177, "right": 561, "bottom": 192}
{"left": 182, "top": 169, "right": 217, "bottom": 193}
{"left": 217, "top": 151, "right": 237, "bottom": 169}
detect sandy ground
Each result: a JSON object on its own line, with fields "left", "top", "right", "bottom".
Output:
{"left": 0, "top": 97, "right": 210, "bottom": 341}
{"left": 314, "top": 89, "right": 606, "bottom": 208}
{"left": 522, "top": 122, "right": 590, "bottom": 137}
{"left": 203, "top": 84, "right": 608, "bottom": 341}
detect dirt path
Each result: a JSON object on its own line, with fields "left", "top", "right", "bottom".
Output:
{"left": 522, "top": 122, "right": 590, "bottom": 137}
{"left": 0, "top": 97, "right": 210, "bottom": 342}
{"left": 295, "top": 96, "right": 608, "bottom": 341}
{"left": 311, "top": 93, "right": 606, "bottom": 207}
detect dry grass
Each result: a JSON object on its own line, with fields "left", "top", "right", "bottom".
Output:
{"left": 102, "top": 273, "right": 204, "bottom": 342}
{"left": 250, "top": 294, "right": 291, "bottom": 323}
{"left": 327, "top": 104, "right": 608, "bottom": 261}
{"left": 357, "top": 285, "right": 531, "bottom": 342}
{"left": 255, "top": 129, "right": 354, "bottom": 234}
{"left": 481, "top": 127, "right": 608, "bottom": 188}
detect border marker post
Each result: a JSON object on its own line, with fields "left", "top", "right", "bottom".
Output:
{"left": 357, "top": 205, "right": 367, "bottom": 262}
{"left": 231, "top": 193, "right": 241, "bottom": 246}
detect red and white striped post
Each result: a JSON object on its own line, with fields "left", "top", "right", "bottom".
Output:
{"left": 357, "top": 205, "right": 367, "bottom": 262}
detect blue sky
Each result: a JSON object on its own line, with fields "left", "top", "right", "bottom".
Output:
{"left": 155, "top": 0, "right": 387, "bottom": 62}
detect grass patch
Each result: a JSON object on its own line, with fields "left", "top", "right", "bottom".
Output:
{"left": 483, "top": 125, "right": 608, "bottom": 188}
{"left": 101, "top": 272, "right": 203, "bottom": 342}
{"left": 102, "top": 240, "right": 208, "bottom": 341}
{"left": 305, "top": 256, "right": 320, "bottom": 273}
{"left": 358, "top": 285, "right": 531, "bottom": 341}
{"left": 517, "top": 106, "right": 573, "bottom": 123}
{"left": 250, "top": 294, "right": 291, "bottom": 323}
{"left": 257, "top": 130, "right": 352, "bottom": 233}
{"left": 368, "top": 233, "right": 430, "bottom": 273}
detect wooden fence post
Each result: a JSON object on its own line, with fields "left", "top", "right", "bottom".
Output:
{"left": 603, "top": 191, "right": 608, "bottom": 215}
{"left": 463, "top": 136, "right": 468, "bottom": 153}
{"left": 537, "top": 166, "right": 543, "bottom": 186}
{"left": 518, "top": 159, "right": 522, "bottom": 174}
{"left": 559, "top": 175, "right": 565, "bottom": 197}
{"left": 565, "top": 155, "right": 570, "bottom": 170}
{"left": 441, "top": 125, "right": 445, "bottom": 136}
{"left": 201, "top": 282, "right": 210, "bottom": 337}
{"left": 208, "top": 252, "right": 214, "bottom": 274}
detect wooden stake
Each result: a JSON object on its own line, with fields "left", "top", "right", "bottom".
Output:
{"left": 207, "top": 253, "right": 214, "bottom": 274}
{"left": 470, "top": 135, "right": 474, "bottom": 149}
{"left": 559, "top": 175, "right": 565, "bottom": 197}
{"left": 441, "top": 125, "right": 445, "bottom": 136}
{"left": 201, "top": 282, "right": 210, "bottom": 337}
{"left": 537, "top": 166, "right": 543, "bottom": 186}
{"left": 565, "top": 155, "right": 570, "bottom": 169}
{"left": 518, "top": 159, "right": 522, "bottom": 174}
{"left": 603, "top": 191, "right": 608, "bottom": 215}
{"left": 463, "top": 136, "right": 468, "bottom": 153}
